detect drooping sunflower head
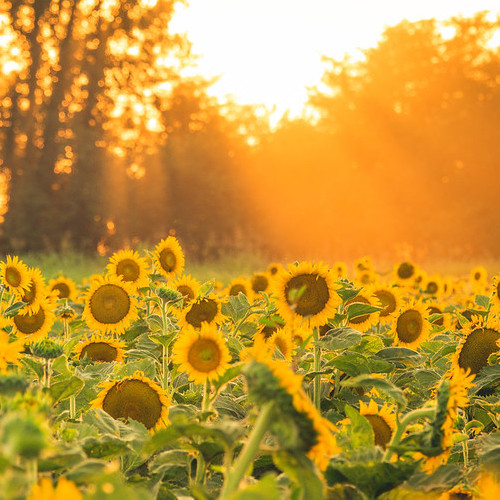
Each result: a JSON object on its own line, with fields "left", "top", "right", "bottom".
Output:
{"left": 107, "top": 249, "right": 150, "bottom": 289}
{"left": 344, "top": 291, "right": 381, "bottom": 332}
{"left": 12, "top": 300, "right": 56, "bottom": 344}
{"left": 432, "top": 368, "right": 474, "bottom": 451}
{"left": 242, "top": 354, "right": 339, "bottom": 470}
{"left": 359, "top": 399, "right": 397, "bottom": 450}
{"left": 17, "top": 268, "right": 47, "bottom": 314}
{"left": 393, "top": 261, "right": 418, "bottom": 284}
{"left": 0, "top": 256, "right": 30, "bottom": 293}
{"left": 48, "top": 275, "right": 78, "bottom": 302}
{"left": 251, "top": 272, "right": 270, "bottom": 295}
{"left": 368, "top": 284, "right": 404, "bottom": 325}
{"left": 274, "top": 262, "right": 340, "bottom": 329}
{"left": 172, "top": 324, "right": 231, "bottom": 385}
{"left": 73, "top": 334, "right": 126, "bottom": 363}
{"left": 178, "top": 294, "right": 224, "bottom": 329}
{"left": 83, "top": 275, "right": 138, "bottom": 335}
{"left": 451, "top": 318, "right": 500, "bottom": 377}
{"left": 390, "top": 300, "right": 430, "bottom": 349}
{"left": 153, "top": 236, "right": 185, "bottom": 279}
{"left": 92, "top": 371, "right": 170, "bottom": 431}
{"left": 224, "top": 277, "right": 253, "bottom": 301}
{"left": 171, "top": 274, "right": 200, "bottom": 304}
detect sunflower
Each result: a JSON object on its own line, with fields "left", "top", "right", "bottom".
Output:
{"left": 427, "top": 301, "right": 453, "bottom": 331}
{"left": 451, "top": 319, "right": 500, "bottom": 377}
{"left": 177, "top": 294, "right": 224, "bottom": 329}
{"left": 0, "top": 330, "right": 24, "bottom": 372}
{"left": 106, "top": 249, "right": 150, "bottom": 290}
{"left": 17, "top": 268, "right": 46, "bottom": 314}
{"left": 344, "top": 291, "right": 381, "bottom": 332}
{"left": 354, "top": 256, "right": 373, "bottom": 273}
{"left": 251, "top": 272, "right": 270, "bottom": 295}
{"left": 422, "top": 274, "right": 444, "bottom": 297}
{"left": 27, "top": 477, "right": 82, "bottom": 500}
{"left": 368, "top": 284, "right": 404, "bottom": 325}
{"left": 476, "top": 474, "right": 500, "bottom": 499}
{"left": 153, "top": 236, "right": 185, "bottom": 279}
{"left": 243, "top": 351, "right": 339, "bottom": 470}
{"left": 290, "top": 325, "right": 313, "bottom": 349}
{"left": 12, "top": 300, "right": 55, "bottom": 343}
{"left": 47, "top": 275, "right": 78, "bottom": 302}
{"left": 273, "top": 262, "right": 340, "bottom": 329}
{"left": 224, "top": 277, "right": 253, "bottom": 300}
{"left": 390, "top": 300, "right": 431, "bottom": 349}
{"left": 92, "top": 371, "right": 170, "bottom": 431}
{"left": 333, "top": 261, "right": 348, "bottom": 280}
{"left": 268, "top": 328, "right": 294, "bottom": 360}
{"left": 73, "top": 334, "right": 126, "bottom": 363}
{"left": 490, "top": 274, "right": 500, "bottom": 311}
{"left": 170, "top": 274, "right": 200, "bottom": 305}
{"left": 470, "top": 265, "right": 488, "bottom": 285}
{"left": 267, "top": 262, "right": 283, "bottom": 276}
{"left": 83, "top": 275, "right": 138, "bottom": 335}
{"left": 394, "top": 261, "right": 418, "bottom": 285}
{"left": 172, "top": 324, "right": 231, "bottom": 384}
{"left": 0, "top": 255, "right": 30, "bottom": 292}
{"left": 359, "top": 400, "right": 396, "bottom": 449}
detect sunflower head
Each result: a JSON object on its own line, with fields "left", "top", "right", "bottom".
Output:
{"left": 107, "top": 249, "right": 150, "bottom": 289}
{"left": 0, "top": 331, "right": 24, "bottom": 372}
{"left": 172, "top": 274, "right": 200, "bottom": 304}
{"left": 12, "top": 300, "right": 56, "bottom": 344}
{"left": 48, "top": 276, "right": 78, "bottom": 302}
{"left": 422, "top": 274, "right": 444, "bottom": 297}
{"left": 267, "top": 262, "right": 283, "bottom": 276}
{"left": 359, "top": 399, "right": 397, "bottom": 450}
{"left": 368, "top": 284, "right": 403, "bottom": 324}
{"left": 333, "top": 261, "right": 348, "bottom": 279}
{"left": 178, "top": 294, "right": 224, "bottom": 329}
{"left": 452, "top": 318, "right": 500, "bottom": 376}
{"left": 17, "top": 268, "right": 46, "bottom": 314}
{"left": 251, "top": 272, "right": 270, "bottom": 294}
{"left": 224, "top": 277, "right": 253, "bottom": 301}
{"left": 153, "top": 236, "right": 185, "bottom": 279}
{"left": 91, "top": 372, "right": 170, "bottom": 431}
{"left": 74, "top": 334, "right": 126, "bottom": 363}
{"left": 390, "top": 300, "right": 430, "bottom": 349}
{"left": 0, "top": 256, "right": 30, "bottom": 292}
{"left": 83, "top": 275, "right": 138, "bottom": 335}
{"left": 394, "top": 261, "right": 418, "bottom": 284}
{"left": 268, "top": 328, "right": 294, "bottom": 360}
{"left": 172, "top": 324, "right": 231, "bottom": 385}
{"left": 344, "top": 291, "right": 381, "bottom": 332}
{"left": 274, "top": 262, "right": 340, "bottom": 329}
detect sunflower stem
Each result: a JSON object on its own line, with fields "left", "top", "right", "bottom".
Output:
{"left": 194, "top": 452, "right": 206, "bottom": 486}
{"left": 202, "top": 380, "right": 211, "bottom": 413}
{"left": 462, "top": 439, "right": 469, "bottom": 467}
{"left": 313, "top": 327, "right": 321, "bottom": 410}
{"left": 69, "top": 395, "right": 76, "bottom": 420}
{"left": 220, "top": 402, "right": 275, "bottom": 499}
{"left": 383, "top": 407, "right": 436, "bottom": 461}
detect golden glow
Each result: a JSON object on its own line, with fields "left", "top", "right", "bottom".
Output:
{"left": 170, "top": 0, "right": 500, "bottom": 119}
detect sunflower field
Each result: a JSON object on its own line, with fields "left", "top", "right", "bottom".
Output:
{"left": 1, "top": 242, "right": 500, "bottom": 499}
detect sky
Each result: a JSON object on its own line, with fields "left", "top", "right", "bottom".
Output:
{"left": 170, "top": 0, "right": 500, "bottom": 119}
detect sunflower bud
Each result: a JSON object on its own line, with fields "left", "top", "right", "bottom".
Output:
{"left": 156, "top": 286, "right": 182, "bottom": 305}
{"left": 30, "top": 339, "right": 63, "bottom": 359}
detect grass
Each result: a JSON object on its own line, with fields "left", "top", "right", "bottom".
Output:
{"left": 13, "top": 251, "right": 269, "bottom": 284}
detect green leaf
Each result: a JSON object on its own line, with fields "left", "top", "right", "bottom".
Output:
{"left": 50, "top": 375, "right": 84, "bottom": 403}
{"left": 212, "top": 364, "right": 243, "bottom": 392}
{"left": 20, "top": 357, "right": 44, "bottom": 379}
{"left": 327, "top": 352, "right": 371, "bottom": 377}
{"left": 336, "top": 284, "right": 362, "bottom": 303}
{"left": 65, "top": 459, "right": 108, "bottom": 483}
{"left": 376, "top": 347, "right": 423, "bottom": 368}
{"left": 342, "top": 375, "right": 407, "bottom": 409}
{"left": 478, "top": 433, "right": 500, "bottom": 474}
{"left": 471, "top": 365, "right": 500, "bottom": 394}
{"left": 346, "top": 303, "right": 382, "bottom": 320}
{"left": 475, "top": 294, "right": 490, "bottom": 309}
{"left": 3, "top": 301, "right": 26, "bottom": 318}
{"left": 318, "top": 327, "right": 362, "bottom": 351}
{"left": 230, "top": 473, "right": 282, "bottom": 500}
{"left": 149, "top": 450, "right": 192, "bottom": 476}
{"left": 341, "top": 405, "right": 374, "bottom": 450}
{"left": 81, "top": 435, "right": 132, "bottom": 459}
{"left": 405, "top": 464, "right": 462, "bottom": 492}
{"left": 273, "top": 452, "right": 324, "bottom": 500}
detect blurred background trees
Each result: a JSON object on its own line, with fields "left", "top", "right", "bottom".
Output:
{"left": 1, "top": 3, "right": 499, "bottom": 261}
